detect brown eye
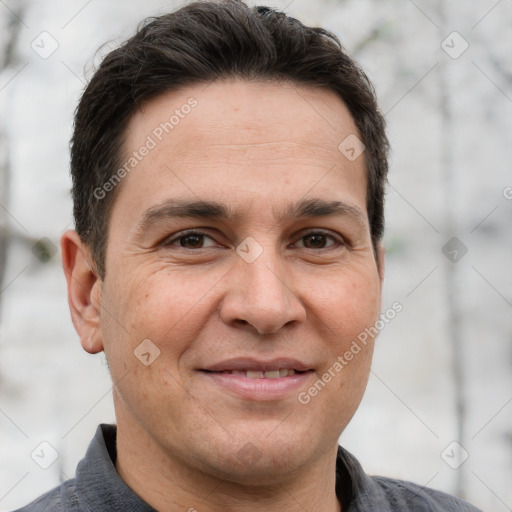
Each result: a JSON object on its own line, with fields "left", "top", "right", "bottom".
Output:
{"left": 302, "top": 233, "right": 328, "bottom": 249}
{"left": 178, "top": 233, "right": 205, "bottom": 248}
{"left": 296, "top": 231, "right": 343, "bottom": 250}
{"left": 165, "top": 230, "right": 219, "bottom": 249}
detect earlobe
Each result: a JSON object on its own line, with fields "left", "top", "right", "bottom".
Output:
{"left": 61, "top": 230, "right": 104, "bottom": 354}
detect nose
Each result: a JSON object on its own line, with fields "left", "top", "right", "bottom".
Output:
{"left": 219, "top": 250, "right": 306, "bottom": 335}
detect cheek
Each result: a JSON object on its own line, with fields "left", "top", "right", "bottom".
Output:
{"left": 101, "top": 267, "right": 219, "bottom": 366}
{"left": 307, "top": 266, "right": 381, "bottom": 405}
{"left": 98, "top": 271, "right": 205, "bottom": 412}
{"left": 309, "top": 267, "right": 381, "bottom": 338}
{"left": 309, "top": 273, "right": 379, "bottom": 425}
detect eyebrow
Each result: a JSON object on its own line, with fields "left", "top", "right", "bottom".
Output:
{"left": 135, "top": 197, "right": 366, "bottom": 237}
{"left": 277, "top": 198, "right": 365, "bottom": 226}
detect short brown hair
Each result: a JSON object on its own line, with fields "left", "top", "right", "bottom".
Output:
{"left": 71, "top": 0, "right": 389, "bottom": 278}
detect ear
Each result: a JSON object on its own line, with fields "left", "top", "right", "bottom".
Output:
{"left": 376, "top": 243, "right": 385, "bottom": 286}
{"left": 61, "top": 230, "right": 104, "bottom": 354}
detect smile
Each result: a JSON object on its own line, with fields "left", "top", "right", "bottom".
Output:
{"left": 205, "top": 368, "right": 301, "bottom": 379}
{"left": 199, "top": 368, "right": 314, "bottom": 401}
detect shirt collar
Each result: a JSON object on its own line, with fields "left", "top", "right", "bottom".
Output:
{"left": 336, "top": 445, "right": 395, "bottom": 511}
{"left": 76, "top": 424, "right": 156, "bottom": 511}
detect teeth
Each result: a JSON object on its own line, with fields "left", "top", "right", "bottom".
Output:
{"left": 246, "top": 371, "right": 264, "bottom": 379}
{"left": 219, "top": 369, "right": 301, "bottom": 378}
{"left": 223, "top": 369, "right": 299, "bottom": 378}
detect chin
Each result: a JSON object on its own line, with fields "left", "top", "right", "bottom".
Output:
{"left": 208, "top": 448, "right": 309, "bottom": 486}
{"left": 183, "top": 421, "right": 324, "bottom": 484}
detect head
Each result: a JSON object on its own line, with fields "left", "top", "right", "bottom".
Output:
{"left": 70, "top": 0, "right": 388, "bottom": 279}
{"left": 62, "top": 0, "right": 389, "bottom": 490}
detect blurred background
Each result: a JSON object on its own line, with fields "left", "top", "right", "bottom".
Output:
{"left": 0, "top": 0, "right": 510, "bottom": 510}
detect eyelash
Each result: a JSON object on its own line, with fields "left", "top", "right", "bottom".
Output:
{"left": 163, "top": 229, "right": 346, "bottom": 251}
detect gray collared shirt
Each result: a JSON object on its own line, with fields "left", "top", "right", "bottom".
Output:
{"left": 14, "top": 424, "right": 482, "bottom": 511}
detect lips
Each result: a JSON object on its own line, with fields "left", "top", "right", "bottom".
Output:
{"left": 200, "top": 357, "right": 312, "bottom": 373}
{"left": 199, "top": 358, "right": 314, "bottom": 400}
{"left": 204, "top": 368, "right": 299, "bottom": 379}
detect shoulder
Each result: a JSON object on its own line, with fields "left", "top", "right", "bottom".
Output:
{"left": 336, "top": 445, "right": 482, "bottom": 511}
{"left": 12, "top": 478, "right": 80, "bottom": 512}
{"left": 369, "top": 475, "right": 483, "bottom": 512}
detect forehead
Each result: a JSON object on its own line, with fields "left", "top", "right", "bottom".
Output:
{"left": 126, "top": 78, "right": 360, "bottom": 158}
{"left": 112, "top": 79, "right": 367, "bottom": 229}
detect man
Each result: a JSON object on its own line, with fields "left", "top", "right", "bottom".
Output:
{"left": 16, "top": 1, "right": 482, "bottom": 510}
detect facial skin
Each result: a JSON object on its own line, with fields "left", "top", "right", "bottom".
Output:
{"left": 62, "top": 79, "right": 384, "bottom": 511}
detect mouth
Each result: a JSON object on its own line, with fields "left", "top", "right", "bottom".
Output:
{"left": 201, "top": 368, "right": 306, "bottom": 379}
{"left": 198, "top": 358, "right": 314, "bottom": 400}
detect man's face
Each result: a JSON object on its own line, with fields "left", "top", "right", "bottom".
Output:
{"left": 96, "top": 79, "right": 383, "bottom": 481}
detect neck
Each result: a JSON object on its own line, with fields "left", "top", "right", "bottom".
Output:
{"left": 114, "top": 414, "right": 342, "bottom": 512}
